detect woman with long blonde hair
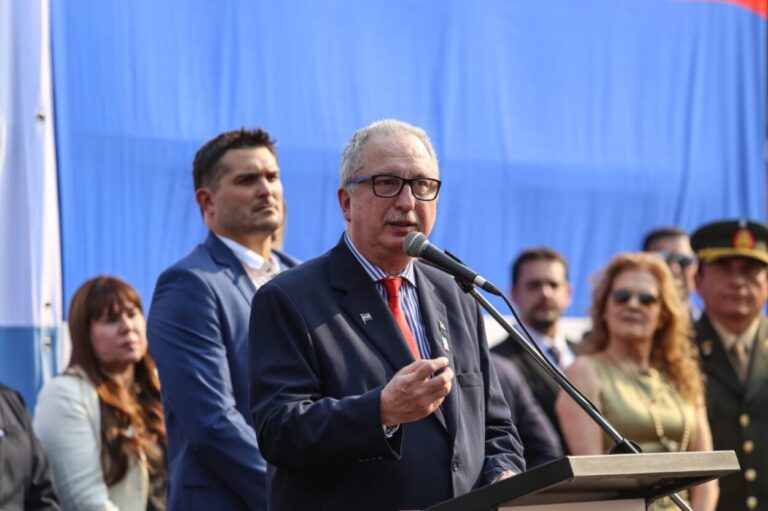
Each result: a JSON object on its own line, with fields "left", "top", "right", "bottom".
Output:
{"left": 555, "top": 253, "right": 717, "bottom": 510}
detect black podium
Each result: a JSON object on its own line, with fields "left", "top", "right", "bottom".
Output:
{"left": 425, "top": 451, "right": 739, "bottom": 511}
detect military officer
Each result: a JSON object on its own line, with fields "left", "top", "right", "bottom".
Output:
{"left": 692, "top": 219, "right": 768, "bottom": 511}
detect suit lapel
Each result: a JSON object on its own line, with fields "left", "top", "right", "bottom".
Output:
{"left": 505, "top": 337, "right": 561, "bottom": 395}
{"left": 273, "top": 248, "right": 300, "bottom": 269}
{"left": 414, "top": 265, "right": 455, "bottom": 435}
{"left": 330, "top": 241, "right": 415, "bottom": 372}
{"left": 204, "top": 232, "right": 256, "bottom": 305}
{"left": 696, "top": 315, "right": 743, "bottom": 397}
{"left": 329, "top": 241, "right": 454, "bottom": 435}
{"left": 745, "top": 316, "right": 768, "bottom": 405}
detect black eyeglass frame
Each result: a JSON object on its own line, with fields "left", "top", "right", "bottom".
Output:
{"left": 346, "top": 174, "right": 441, "bottom": 201}
{"left": 610, "top": 288, "right": 659, "bottom": 306}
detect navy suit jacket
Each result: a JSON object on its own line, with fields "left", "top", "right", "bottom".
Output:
{"left": 491, "top": 335, "right": 580, "bottom": 454}
{"left": 490, "top": 354, "right": 563, "bottom": 468}
{"left": 249, "top": 238, "right": 525, "bottom": 511}
{"left": 148, "top": 232, "right": 299, "bottom": 511}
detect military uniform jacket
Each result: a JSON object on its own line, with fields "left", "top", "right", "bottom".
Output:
{"left": 695, "top": 314, "right": 768, "bottom": 511}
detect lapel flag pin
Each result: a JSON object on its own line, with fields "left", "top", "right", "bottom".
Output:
{"left": 700, "top": 340, "right": 713, "bottom": 357}
{"left": 360, "top": 313, "right": 373, "bottom": 324}
{"left": 441, "top": 336, "right": 450, "bottom": 352}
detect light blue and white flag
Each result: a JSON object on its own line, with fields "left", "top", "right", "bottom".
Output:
{"left": 0, "top": 0, "right": 63, "bottom": 407}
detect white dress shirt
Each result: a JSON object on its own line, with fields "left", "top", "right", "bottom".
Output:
{"left": 215, "top": 234, "right": 282, "bottom": 288}
{"left": 523, "top": 324, "right": 576, "bottom": 369}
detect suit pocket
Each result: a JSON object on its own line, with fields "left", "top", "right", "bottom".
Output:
{"left": 455, "top": 372, "right": 486, "bottom": 438}
{"left": 457, "top": 371, "right": 483, "bottom": 387}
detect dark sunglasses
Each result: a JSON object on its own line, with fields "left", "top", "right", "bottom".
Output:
{"left": 611, "top": 289, "right": 659, "bottom": 306}
{"left": 656, "top": 251, "right": 695, "bottom": 268}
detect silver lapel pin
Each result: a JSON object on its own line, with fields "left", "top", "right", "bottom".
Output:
{"left": 360, "top": 313, "right": 373, "bottom": 324}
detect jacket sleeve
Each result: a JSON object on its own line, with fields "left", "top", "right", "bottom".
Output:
{"left": 249, "top": 282, "right": 402, "bottom": 469}
{"left": 492, "top": 354, "right": 563, "bottom": 468}
{"left": 33, "top": 377, "right": 120, "bottom": 511}
{"left": 147, "top": 267, "right": 265, "bottom": 505}
{"left": 476, "top": 304, "right": 527, "bottom": 482}
{"left": 0, "top": 388, "right": 61, "bottom": 511}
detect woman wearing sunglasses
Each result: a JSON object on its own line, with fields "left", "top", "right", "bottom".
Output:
{"left": 555, "top": 253, "right": 717, "bottom": 510}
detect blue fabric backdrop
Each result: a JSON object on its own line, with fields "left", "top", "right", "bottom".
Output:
{"left": 51, "top": 0, "right": 766, "bottom": 317}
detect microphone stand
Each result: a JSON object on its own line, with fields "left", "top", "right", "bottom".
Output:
{"left": 452, "top": 278, "right": 693, "bottom": 511}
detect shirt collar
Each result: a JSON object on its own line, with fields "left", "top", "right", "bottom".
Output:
{"left": 522, "top": 323, "right": 576, "bottom": 367}
{"left": 215, "top": 233, "right": 278, "bottom": 271}
{"left": 524, "top": 324, "right": 568, "bottom": 351}
{"left": 711, "top": 316, "right": 760, "bottom": 353}
{"left": 533, "top": 328, "right": 566, "bottom": 348}
{"left": 343, "top": 232, "right": 416, "bottom": 286}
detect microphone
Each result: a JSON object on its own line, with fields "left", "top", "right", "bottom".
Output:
{"left": 403, "top": 232, "right": 503, "bottom": 296}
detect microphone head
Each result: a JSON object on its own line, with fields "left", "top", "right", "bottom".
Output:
{"left": 403, "top": 231, "right": 429, "bottom": 257}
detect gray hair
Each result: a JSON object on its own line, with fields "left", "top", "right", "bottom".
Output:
{"left": 339, "top": 119, "right": 438, "bottom": 188}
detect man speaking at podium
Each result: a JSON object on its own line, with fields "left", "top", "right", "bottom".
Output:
{"left": 249, "top": 119, "right": 525, "bottom": 510}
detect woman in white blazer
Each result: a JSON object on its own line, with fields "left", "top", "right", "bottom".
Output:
{"left": 34, "top": 276, "right": 167, "bottom": 511}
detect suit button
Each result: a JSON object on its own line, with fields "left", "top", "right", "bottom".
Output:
{"left": 745, "top": 469, "right": 757, "bottom": 482}
{"left": 744, "top": 440, "right": 755, "bottom": 454}
{"left": 452, "top": 458, "right": 460, "bottom": 472}
{"left": 740, "top": 414, "right": 750, "bottom": 427}
{"left": 747, "top": 496, "right": 758, "bottom": 509}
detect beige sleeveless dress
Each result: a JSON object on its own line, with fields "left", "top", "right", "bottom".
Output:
{"left": 593, "top": 358, "right": 697, "bottom": 511}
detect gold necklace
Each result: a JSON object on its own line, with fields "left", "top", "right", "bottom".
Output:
{"left": 603, "top": 352, "right": 691, "bottom": 452}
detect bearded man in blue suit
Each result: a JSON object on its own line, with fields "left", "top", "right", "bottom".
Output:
{"left": 148, "top": 128, "right": 299, "bottom": 511}
{"left": 250, "top": 119, "right": 524, "bottom": 511}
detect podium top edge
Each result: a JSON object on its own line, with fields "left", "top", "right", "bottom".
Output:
{"left": 564, "top": 451, "right": 740, "bottom": 477}
{"left": 423, "top": 451, "right": 739, "bottom": 511}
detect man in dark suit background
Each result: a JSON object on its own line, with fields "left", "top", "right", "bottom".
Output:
{"left": 148, "top": 128, "right": 299, "bottom": 511}
{"left": 491, "top": 247, "right": 577, "bottom": 451}
{"left": 692, "top": 219, "right": 768, "bottom": 511}
{"left": 642, "top": 226, "right": 700, "bottom": 320}
{"left": 249, "top": 119, "right": 524, "bottom": 511}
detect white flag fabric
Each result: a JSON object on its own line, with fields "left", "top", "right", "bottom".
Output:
{"left": 0, "top": 0, "right": 63, "bottom": 406}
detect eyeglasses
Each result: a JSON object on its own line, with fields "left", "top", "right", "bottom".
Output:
{"left": 611, "top": 289, "right": 659, "bottom": 306}
{"left": 656, "top": 251, "right": 694, "bottom": 268}
{"left": 346, "top": 174, "right": 441, "bottom": 201}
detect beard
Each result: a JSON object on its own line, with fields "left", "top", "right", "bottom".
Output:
{"left": 525, "top": 301, "right": 561, "bottom": 333}
{"left": 229, "top": 207, "right": 282, "bottom": 236}
{"left": 527, "top": 316, "right": 557, "bottom": 334}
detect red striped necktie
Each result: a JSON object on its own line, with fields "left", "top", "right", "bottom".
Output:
{"left": 380, "top": 277, "right": 420, "bottom": 360}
